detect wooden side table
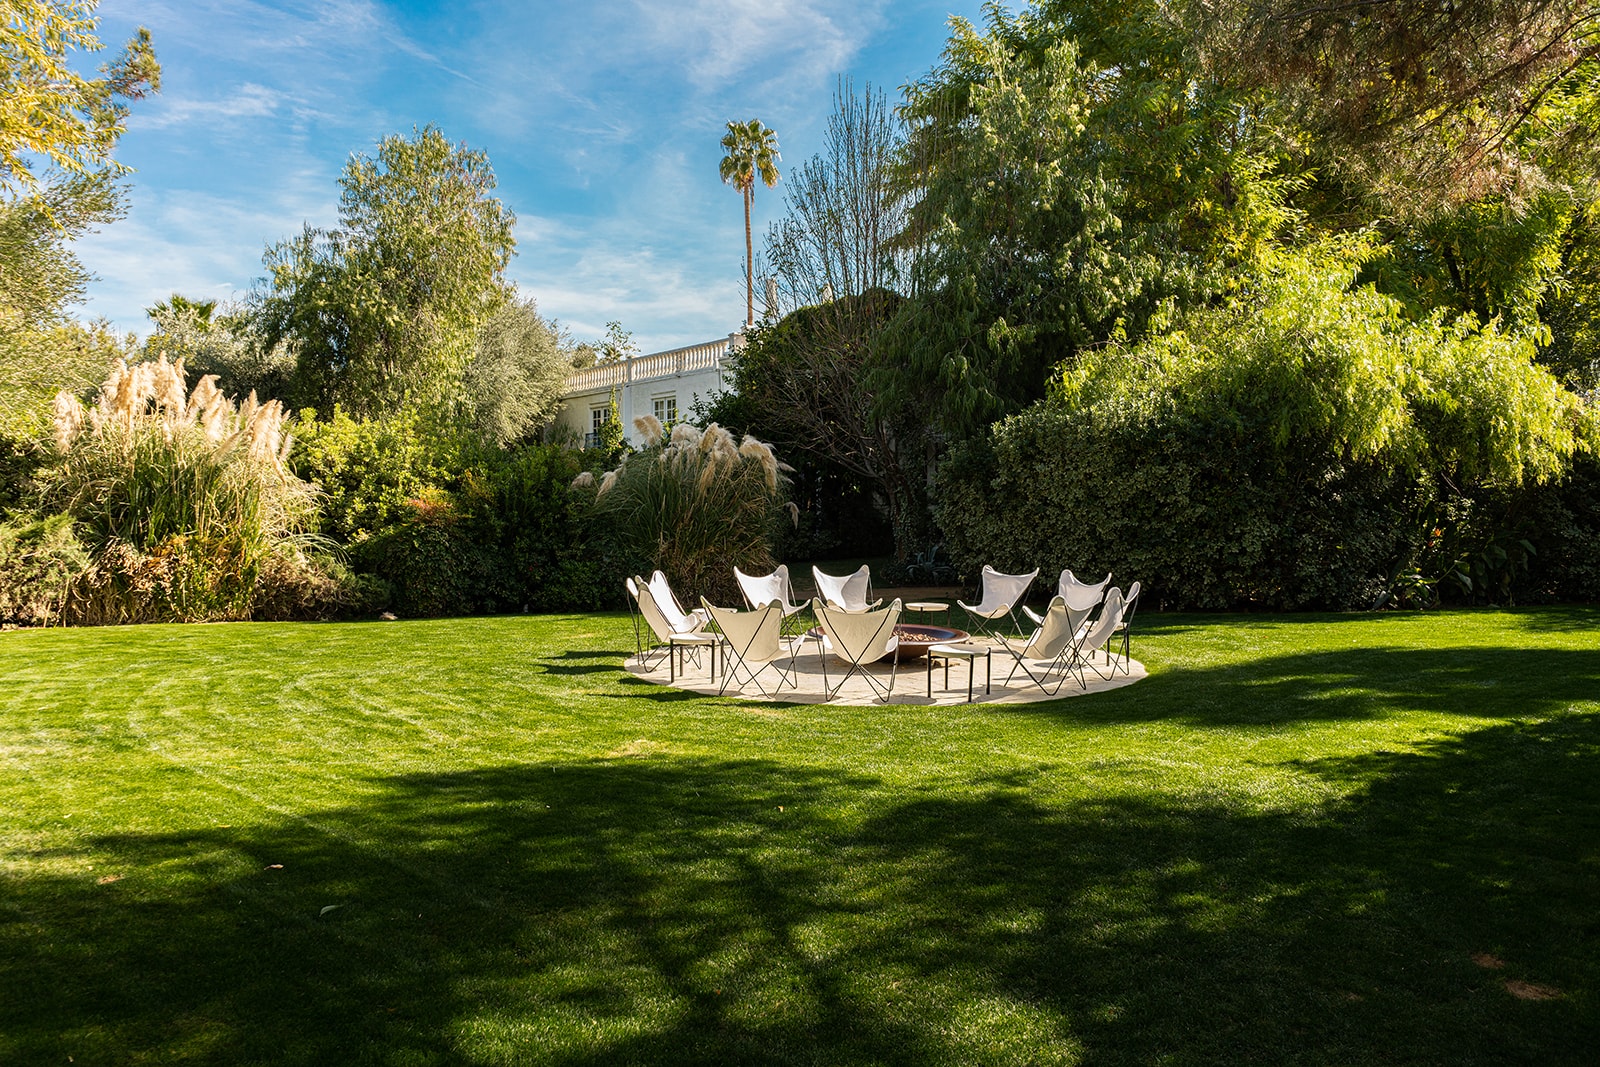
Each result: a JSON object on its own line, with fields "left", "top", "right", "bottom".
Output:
{"left": 927, "top": 642, "right": 991, "bottom": 703}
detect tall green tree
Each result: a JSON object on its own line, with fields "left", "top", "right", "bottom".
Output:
{"left": 1, "top": 2, "right": 157, "bottom": 439}
{"left": 462, "top": 293, "right": 573, "bottom": 447}
{"left": 254, "top": 126, "right": 515, "bottom": 417}
{"left": 719, "top": 119, "right": 780, "bottom": 327}
{"left": 882, "top": 0, "right": 1287, "bottom": 438}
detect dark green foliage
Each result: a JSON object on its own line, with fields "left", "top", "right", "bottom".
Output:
{"left": 1522, "top": 455, "right": 1600, "bottom": 602}
{"left": 938, "top": 412, "right": 1413, "bottom": 609}
{"left": 714, "top": 295, "right": 926, "bottom": 557}
{"left": 938, "top": 246, "right": 1592, "bottom": 609}
{"left": 884, "top": 0, "right": 1285, "bottom": 439}
{"left": 295, "top": 410, "right": 627, "bottom": 617}
{"left": 0, "top": 433, "right": 42, "bottom": 518}
{"left": 0, "top": 512, "right": 89, "bottom": 624}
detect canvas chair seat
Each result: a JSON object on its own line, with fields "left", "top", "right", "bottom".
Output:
{"left": 811, "top": 597, "right": 902, "bottom": 702}
{"left": 812, "top": 565, "right": 882, "bottom": 613}
{"left": 631, "top": 572, "right": 712, "bottom": 679}
{"left": 1000, "top": 595, "right": 1096, "bottom": 695}
{"left": 1024, "top": 569, "right": 1110, "bottom": 624}
{"left": 1079, "top": 587, "right": 1130, "bottom": 681}
{"left": 957, "top": 565, "right": 1039, "bottom": 641}
{"left": 702, "top": 598, "right": 798, "bottom": 698}
{"left": 735, "top": 565, "right": 808, "bottom": 634}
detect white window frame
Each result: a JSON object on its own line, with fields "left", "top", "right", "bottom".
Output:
{"left": 652, "top": 393, "right": 677, "bottom": 425}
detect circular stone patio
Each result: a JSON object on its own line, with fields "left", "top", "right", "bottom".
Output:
{"left": 626, "top": 640, "right": 1146, "bottom": 706}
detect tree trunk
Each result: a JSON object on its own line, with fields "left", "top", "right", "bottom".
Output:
{"left": 744, "top": 182, "right": 754, "bottom": 326}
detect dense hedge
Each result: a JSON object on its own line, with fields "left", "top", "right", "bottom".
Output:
{"left": 936, "top": 410, "right": 1415, "bottom": 610}
{"left": 936, "top": 247, "right": 1594, "bottom": 610}
{"left": 293, "top": 411, "right": 631, "bottom": 618}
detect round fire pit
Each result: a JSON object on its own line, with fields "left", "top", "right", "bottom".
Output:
{"left": 891, "top": 624, "right": 971, "bottom": 659}
{"left": 806, "top": 624, "right": 971, "bottom": 660}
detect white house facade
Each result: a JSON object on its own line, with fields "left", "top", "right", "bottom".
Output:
{"left": 553, "top": 332, "right": 744, "bottom": 448}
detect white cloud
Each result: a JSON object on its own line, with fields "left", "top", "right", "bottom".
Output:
{"left": 633, "top": 0, "right": 882, "bottom": 91}
{"left": 74, "top": 182, "right": 339, "bottom": 333}
{"left": 76, "top": 0, "right": 980, "bottom": 349}
{"left": 138, "top": 83, "right": 285, "bottom": 130}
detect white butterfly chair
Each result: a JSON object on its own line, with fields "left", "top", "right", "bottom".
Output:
{"left": 1000, "top": 595, "right": 1096, "bottom": 695}
{"left": 1078, "top": 587, "right": 1130, "bottom": 681}
{"left": 958, "top": 565, "right": 1039, "bottom": 642}
{"left": 1023, "top": 569, "right": 1108, "bottom": 625}
{"left": 646, "top": 570, "right": 706, "bottom": 632}
{"left": 735, "top": 565, "right": 809, "bottom": 636}
{"left": 1102, "top": 581, "right": 1140, "bottom": 676}
{"left": 632, "top": 573, "right": 714, "bottom": 681}
{"left": 812, "top": 565, "right": 882, "bottom": 612}
{"left": 623, "top": 576, "right": 645, "bottom": 657}
{"left": 701, "top": 598, "right": 798, "bottom": 698}
{"left": 812, "top": 597, "right": 903, "bottom": 703}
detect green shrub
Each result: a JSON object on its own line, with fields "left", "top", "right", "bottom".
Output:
{"left": 0, "top": 512, "right": 90, "bottom": 625}
{"left": 938, "top": 244, "right": 1593, "bottom": 609}
{"left": 1521, "top": 454, "right": 1600, "bottom": 602}
{"left": 355, "top": 498, "right": 490, "bottom": 618}
{"left": 291, "top": 406, "right": 463, "bottom": 543}
{"left": 303, "top": 418, "right": 629, "bottom": 617}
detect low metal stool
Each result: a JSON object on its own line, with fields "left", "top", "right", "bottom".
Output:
{"left": 926, "top": 642, "right": 991, "bottom": 703}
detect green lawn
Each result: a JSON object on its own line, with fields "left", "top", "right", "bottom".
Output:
{"left": 2, "top": 608, "right": 1597, "bottom": 1065}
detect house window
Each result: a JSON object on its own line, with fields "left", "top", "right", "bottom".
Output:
{"left": 587, "top": 405, "right": 611, "bottom": 449}
{"left": 653, "top": 394, "right": 677, "bottom": 425}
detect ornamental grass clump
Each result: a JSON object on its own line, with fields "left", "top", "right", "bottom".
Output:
{"left": 575, "top": 417, "right": 790, "bottom": 604}
{"left": 42, "top": 356, "right": 324, "bottom": 622}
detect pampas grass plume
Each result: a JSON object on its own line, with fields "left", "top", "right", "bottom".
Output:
{"left": 571, "top": 471, "right": 595, "bottom": 489}
{"left": 633, "top": 414, "right": 664, "bottom": 446}
{"left": 52, "top": 393, "right": 84, "bottom": 452}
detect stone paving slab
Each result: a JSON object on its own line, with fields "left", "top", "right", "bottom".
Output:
{"left": 626, "top": 638, "right": 1146, "bottom": 706}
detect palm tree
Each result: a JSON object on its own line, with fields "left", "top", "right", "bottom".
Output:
{"left": 719, "top": 119, "right": 781, "bottom": 327}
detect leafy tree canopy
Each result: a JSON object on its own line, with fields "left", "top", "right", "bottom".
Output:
{"left": 463, "top": 293, "right": 573, "bottom": 447}
{"left": 1059, "top": 239, "right": 1594, "bottom": 486}
{"left": 0, "top": 0, "right": 159, "bottom": 198}
{"left": 1193, "top": 0, "right": 1600, "bottom": 211}
{"left": 254, "top": 126, "right": 515, "bottom": 418}
{"left": 881, "top": 0, "right": 1290, "bottom": 438}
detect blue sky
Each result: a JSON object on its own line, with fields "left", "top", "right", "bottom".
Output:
{"left": 77, "top": 0, "right": 986, "bottom": 354}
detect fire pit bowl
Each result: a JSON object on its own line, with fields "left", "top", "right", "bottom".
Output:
{"left": 892, "top": 624, "right": 971, "bottom": 658}
{"left": 806, "top": 624, "right": 970, "bottom": 660}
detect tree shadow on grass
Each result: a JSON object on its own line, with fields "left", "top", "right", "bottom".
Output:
{"left": 1045, "top": 645, "right": 1600, "bottom": 728}
{"left": 3, "top": 717, "right": 1596, "bottom": 1064}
